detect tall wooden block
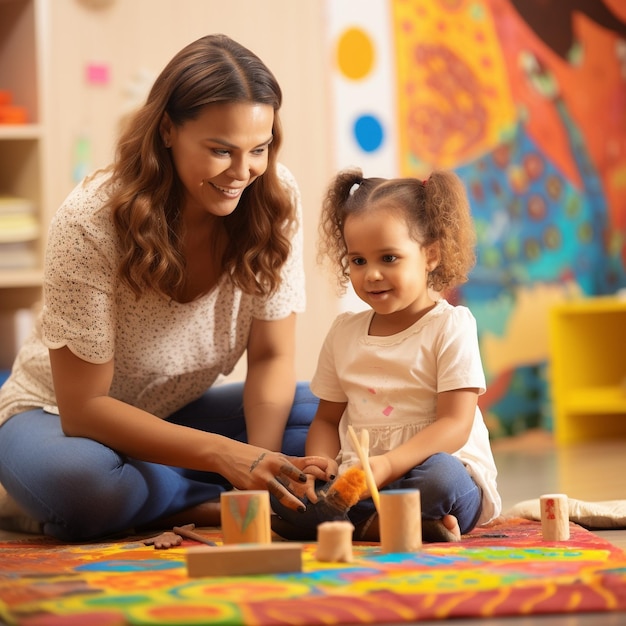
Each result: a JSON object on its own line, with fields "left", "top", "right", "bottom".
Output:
{"left": 220, "top": 490, "right": 271, "bottom": 544}
{"left": 379, "top": 489, "right": 422, "bottom": 553}
{"left": 540, "top": 493, "right": 570, "bottom": 541}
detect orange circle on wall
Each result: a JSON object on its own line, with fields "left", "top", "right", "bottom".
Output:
{"left": 336, "top": 27, "right": 375, "bottom": 79}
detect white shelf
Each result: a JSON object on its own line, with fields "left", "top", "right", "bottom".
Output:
{"left": 0, "top": 124, "right": 43, "bottom": 140}
{"left": 0, "top": 268, "right": 42, "bottom": 288}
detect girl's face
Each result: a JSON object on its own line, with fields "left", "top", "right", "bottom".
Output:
{"left": 161, "top": 101, "right": 274, "bottom": 219}
{"left": 343, "top": 204, "right": 439, "bottom": 327}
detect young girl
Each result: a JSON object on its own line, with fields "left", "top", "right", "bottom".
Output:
{"left": 271, "top": 168, "right": 501, "bottom": 542}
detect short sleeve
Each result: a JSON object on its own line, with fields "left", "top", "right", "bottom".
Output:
{"left": 41, "top": 176, "right": 119, "bottom": 363}
{"left": 436, "top": 306, "right": 486, "bottom": 394}
{"left": 252, "top": 163, "right": 306, "bottom": 320}
{"left": 310, "top": 313, "right": 350, "bottom": 402}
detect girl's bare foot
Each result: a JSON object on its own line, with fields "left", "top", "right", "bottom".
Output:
{"left": 422, "top": 514, "right": 461, "bottom": 542}
{"left": 354, "top": 512, "right": 462, "bottom": 543}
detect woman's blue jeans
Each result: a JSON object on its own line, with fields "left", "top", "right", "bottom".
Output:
{"left": 0, "top": 381, "right": 318, "bottom": 542}
{"left": 271, "top": 452, "right": 483, "bottom": 536}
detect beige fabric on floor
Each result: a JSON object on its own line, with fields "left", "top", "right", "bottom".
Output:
{"left": 0, "top": 484, "right": 23, "bottom": 517}
{"left": 506, "top": 498, "right": 626, "bottom": 529}
{"left": 0, "top": 486, "right": 41, "bottom": 534}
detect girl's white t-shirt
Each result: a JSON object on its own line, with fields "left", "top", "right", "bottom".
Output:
{"left": 311, "top": 299, "right": 502, "bottom": 525}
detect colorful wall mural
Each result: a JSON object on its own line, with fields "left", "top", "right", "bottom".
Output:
{"left": 326, "top": 0, "right": 626, "bottom": 437}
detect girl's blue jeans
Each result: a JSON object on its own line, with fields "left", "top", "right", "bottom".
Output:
{"left": 271, "top": 452, "right": 483, "bottom": 536}
{"left": 0, "top": 381, "right": 318, "bottom": 542}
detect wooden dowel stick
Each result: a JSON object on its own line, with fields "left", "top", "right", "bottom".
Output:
{"left": 347, "top": 425, "right": 380, "bottom": 513}
{"left": 173, "top": 524, "right": 217, "bottom": 546}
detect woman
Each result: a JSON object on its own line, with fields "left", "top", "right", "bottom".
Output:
{"left": 0, "top": 34, "right": 329, "bottom": 542}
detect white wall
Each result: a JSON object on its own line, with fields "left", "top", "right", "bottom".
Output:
{"left": 43, "top": 0, "right": 340, "bottom": 380}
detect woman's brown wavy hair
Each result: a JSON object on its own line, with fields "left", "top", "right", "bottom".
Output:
{"left": 106, "top": 34, "right": 294, "bottom": 299}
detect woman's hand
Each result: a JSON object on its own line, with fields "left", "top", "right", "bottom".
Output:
{"left": 238, "top": 449, "right": 334, "bottom": 511}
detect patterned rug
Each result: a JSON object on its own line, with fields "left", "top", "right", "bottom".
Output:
{"left": 1, "top": 518, "right": 626, "bottom": 625}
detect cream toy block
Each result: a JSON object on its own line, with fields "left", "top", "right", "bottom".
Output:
{"left": 316, "top": 520, "right": 354, "bottom": 562}
{"left": 186, "top": 543, "right": 303, "bottom": 577}
{"left": 540, "top": 493, "right": 570, "bottom": 541}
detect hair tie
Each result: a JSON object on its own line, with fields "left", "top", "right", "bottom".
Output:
{"left": 349, "top": 181, "right": 362, "bottom": 196}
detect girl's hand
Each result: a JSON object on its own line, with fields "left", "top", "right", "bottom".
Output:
{"left": 364, "top": 454, "right": 393, "bottom": 494}
{"left": 296, "top": 457, "right": 339, "bottom": 503}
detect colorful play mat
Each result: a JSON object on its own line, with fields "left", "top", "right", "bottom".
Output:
{"left": 1, "top": 518, "right": 626, "bottom": 625}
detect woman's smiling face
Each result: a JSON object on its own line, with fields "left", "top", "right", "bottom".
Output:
{"left": 161, "top": 101, "right": 274, "bottom": 218}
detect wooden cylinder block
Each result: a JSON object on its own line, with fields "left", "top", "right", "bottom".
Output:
{"left": 540, "top": 493, "right": 570, "bottom": 541}
{"left": 316, "top": 520, "right": 354, "bottom": 562}
{"left": 220, "top": 490, "right": 271, "bottom": 544}
{"left": 379, "top": 489, "right": 422, "bottom": 553}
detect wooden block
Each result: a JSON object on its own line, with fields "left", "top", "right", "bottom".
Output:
{"left": 316, "top": 520, "right": 354, "bottom": 562}
{"left": 186, "top": 542, "right": 303, "bottom": 577}
{"left": 540, "top": 493, "right": 570, "bottom": 541}
{"left": 379, "top": 489, "right": 422, "bottom": 553}
{"left": 220, "top": 490, "right": 271, "bottom": 544}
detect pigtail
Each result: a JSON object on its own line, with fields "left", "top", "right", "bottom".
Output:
{"left": 318, "top": 168, "right": 367, "bottom": 292}
{"left": 422, "top": 170, "right": 476, "bottom": 292}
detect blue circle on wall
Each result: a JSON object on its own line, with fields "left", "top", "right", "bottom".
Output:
{"left": 353, "top": 115, "right": 384, "bottom": 152}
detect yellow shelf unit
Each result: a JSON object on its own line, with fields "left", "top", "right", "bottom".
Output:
{"left": 548, "top": 296, "right": 626, "bottom": 444}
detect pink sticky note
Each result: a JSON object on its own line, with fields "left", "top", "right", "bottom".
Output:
{"left": 86, "top": 63, "right": 110, "bottom": 85}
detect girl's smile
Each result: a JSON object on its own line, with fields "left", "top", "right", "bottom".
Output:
{"left": 343, "top": 205, "right": 439, "bottom": 333}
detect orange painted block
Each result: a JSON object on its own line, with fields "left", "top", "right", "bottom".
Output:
{"left": 186, "top": 542, "right": 303, "bottom": 577}
{"left": 0, "top": 105, "right": 27, "bottom": 124}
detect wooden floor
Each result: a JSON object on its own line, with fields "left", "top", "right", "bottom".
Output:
{"left": 492, "top": 430, "right": 626, "bottom": 550}
{"left": 1, "top": 430, "right": 625, "bottom": 625}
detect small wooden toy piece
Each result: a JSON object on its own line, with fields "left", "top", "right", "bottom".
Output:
{"left": 173, "top": 524, "right": 217, "bottom": 546}
{"left": 315, "top": 520, "right": 355, "bottom": 562}
{"left": 540, "top": 493, "right": 570, "bottom": 541}
{"left": 347, "top": 425, "right": 380, "bottom": 512}
{"left": 144, "top": 523, "right": 217, "bottom": 549}
{"left": 144, "top": 529, "right": 184, "bottom": 549}
{"left": 379, "top": 489, "right": 422, "bottom": 553}
{"left": 220, "top": 489, "right": 271, "bottom": 544}
{"left": 186, "top": 542, "right": 303, "bottom": 577}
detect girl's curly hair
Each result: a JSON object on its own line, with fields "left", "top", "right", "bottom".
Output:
{"left": 318, "top": 168, "right": 476, "bottom": 294}
{"left": 102, "top": 34, "right": 294, "bottom": 300}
